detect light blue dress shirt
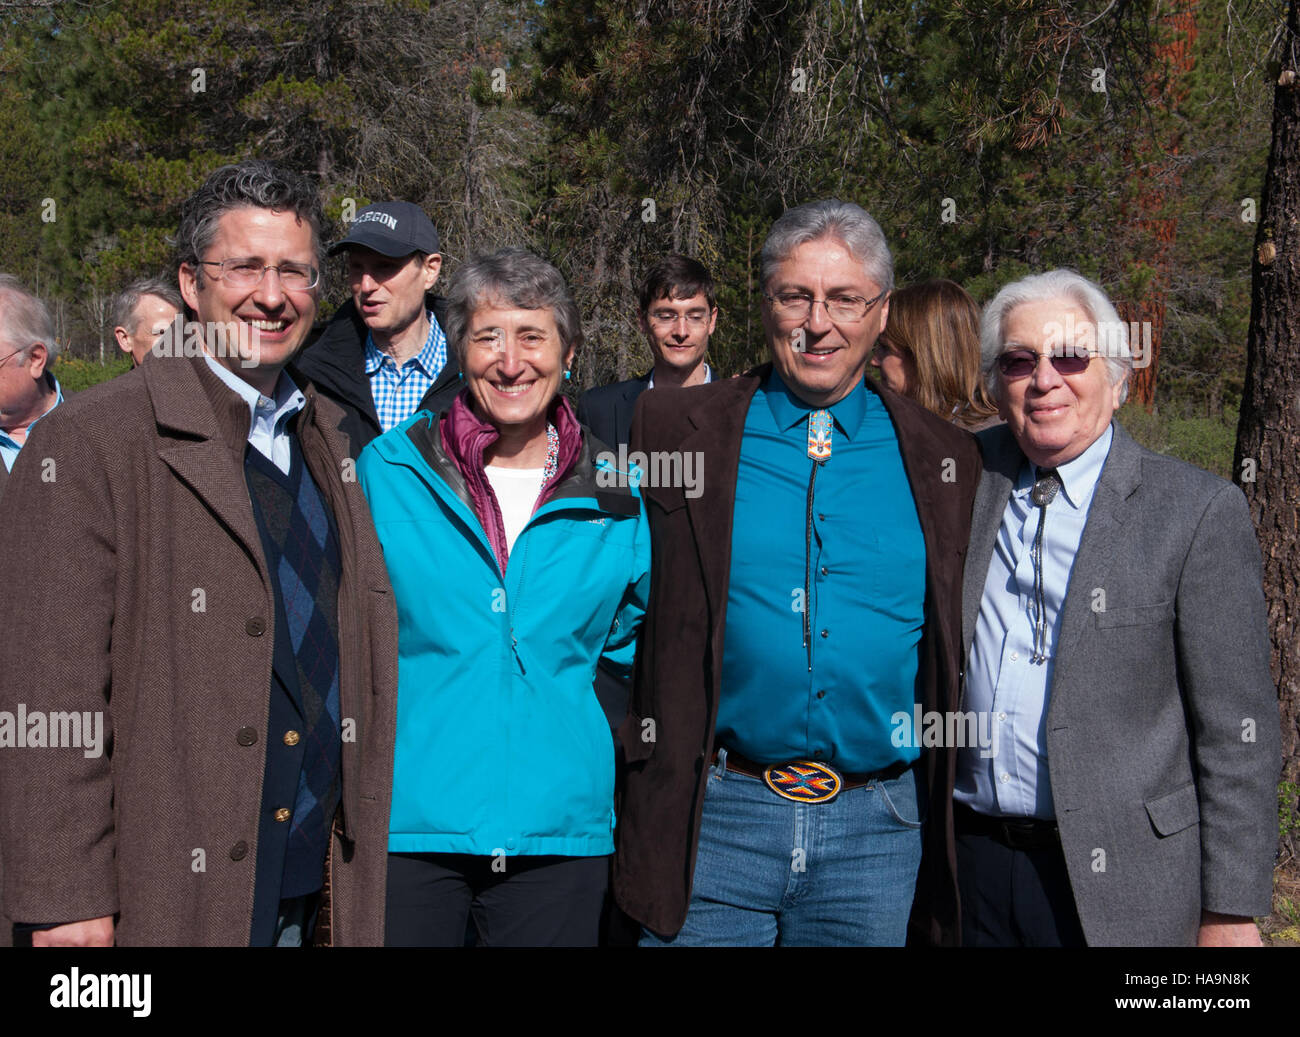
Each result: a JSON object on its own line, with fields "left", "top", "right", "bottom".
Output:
{"left": 0, "top": 375, "right": 63, "bottom": 472}
{"left": 203, "top": 355, "right": 306, "bottom": 476}
{"left": 956, "top": 425, "right": 1113, "bottom": 819}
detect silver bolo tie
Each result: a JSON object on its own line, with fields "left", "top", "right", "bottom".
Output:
{"left": 1029, "top": 467, "right": 1061, "bottom": 664}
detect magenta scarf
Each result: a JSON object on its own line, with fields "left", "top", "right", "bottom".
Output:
{"left": 439, "top": 388, "right": 584, "bottom": 572}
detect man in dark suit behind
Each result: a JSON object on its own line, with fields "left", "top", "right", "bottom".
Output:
{"left": 577, "top": 254, "right": 718, "bottom": 450}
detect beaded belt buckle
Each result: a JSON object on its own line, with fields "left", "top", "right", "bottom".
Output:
{"left": 762, "top": 760, "right": 843, "bottom": 803}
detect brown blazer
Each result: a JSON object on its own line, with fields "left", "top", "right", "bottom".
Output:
{"left": 611, "top": 364, "right": 980, "bottom": 944}
{"left": 0, "top": 354, "right": 398, "bottom": 945}
{"left": 0, "top": 449, "right": 6, "bottom": 946}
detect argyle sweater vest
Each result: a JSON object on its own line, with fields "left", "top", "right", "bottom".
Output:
{"left": 243, "top": 435, "right": 343, "bottom": 922}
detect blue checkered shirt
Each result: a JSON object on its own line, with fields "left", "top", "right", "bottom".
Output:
{"left": 365, "top": 311, "right": 448, "bottom": 432}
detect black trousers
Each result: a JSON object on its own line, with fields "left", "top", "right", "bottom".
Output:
{"left": 385, "top": 852, "right": 608, "bottom": 947}
{"left": 956, "top": 810, "right": 1087, "bottom": 947}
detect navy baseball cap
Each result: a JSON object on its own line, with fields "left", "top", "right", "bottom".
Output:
{"left": 329, "top": 201, "right": 440, "bottom": 257}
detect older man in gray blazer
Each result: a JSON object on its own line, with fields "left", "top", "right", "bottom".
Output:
{"left": 955, "top": 269, "right": 1280, "bottom": 947}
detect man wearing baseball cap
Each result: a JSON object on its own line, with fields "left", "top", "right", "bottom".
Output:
{"left": 299, "top": 201, "right": 461, "bottom": 457}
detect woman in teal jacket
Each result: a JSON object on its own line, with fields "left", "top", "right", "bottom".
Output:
{"left": 357, "top": 248, "right": 650, "bottom": 946}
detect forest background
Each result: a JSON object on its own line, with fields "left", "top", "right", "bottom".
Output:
{"left": 2, "top": 0, "right": 1298, "bottom": 937}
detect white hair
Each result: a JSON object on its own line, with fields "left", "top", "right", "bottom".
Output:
{"left": 760, "top": 199, "right": 893, "bottom": 295}
{"left": 980, "top": 269, "right": 1131, "bottom": 404}
{"left": 0, "top": 272, "right": 58, "bottom": 365}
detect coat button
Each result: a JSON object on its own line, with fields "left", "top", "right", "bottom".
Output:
{"left": 246, "top": 616, "right": 266, "bottom": 636}
{"left": 230, "top": 841, "right": 248, "bottom": 861}
{"left": 274, "top": 808, "right": 291, "bottom": 823}
{"left": 236, "top": 727, "right": 257, "bottom": 746}
{"left": 283, "top": 730, "right": 300, "bottom": 746}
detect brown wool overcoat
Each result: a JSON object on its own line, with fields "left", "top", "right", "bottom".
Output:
{"left": 611, "top": 365, "right": 980, "bottom": 945}
{"left": 0, "top": 354, "right": 397, "bottom": 945}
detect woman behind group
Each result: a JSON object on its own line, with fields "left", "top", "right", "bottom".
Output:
{"left": 357, "top": 248, "right": 650, "bottom": 947}
{"left": 870, "top": 278, "right": 1001, "bottom": 431}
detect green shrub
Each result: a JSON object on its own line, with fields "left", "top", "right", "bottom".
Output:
{"left": 1116, "top": 402, "right": 1237, "bottom": 480}
{"left": 52, "top": 354, "right": 133, "bottom": 394}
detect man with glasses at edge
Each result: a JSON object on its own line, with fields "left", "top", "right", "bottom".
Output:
{"left": 0, "top": 160, "right": 398, "bottom": 946}
{"left": 0, "top": 273, "right": 63, "bottom": 503}
{"left": 578, "top": 254, "right": 718, "bottom": 451}
{"left": 614, "top": 200, "right": 979, "bottom": 946}
{"left": 955, "top": 269, "right": 1279, "bottom": 946}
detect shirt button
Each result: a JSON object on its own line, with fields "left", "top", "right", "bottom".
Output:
{"left": 820, "top": 566, "right": 828, "bottom": 576}
{"left": 274, "top": 808, "right": 291, "bottom": 823}
{"left": 998, "top": 712, "right": 1007, "bottom": 722}
{"left": 283, "top": 730, "right": 300, "bottom": 746}
{"left": 229, "top": 841, "right": 248, "bottom": 861}
{"left": 1000, "top": 773, "right": 1011, "bottom": 784}
{"left": 817, "top": 513, "right": 826, "bottom": 522}
{"left": 814, "top": 749, "right": 823, "bottom": 758}
{"left": 246, "top": 616, "right": 267, "bottom": 637}
{"left": 820, "top": 629, "right": 829, "bottom": 638}
{"left": 236, "top": 727, "right": 257, "bottom": 746}
{"left": 1010, "top": 651, "right": 1019, "bottom": 661}
{"left": 816, "top": 690, "right": 826, "bottom": 699}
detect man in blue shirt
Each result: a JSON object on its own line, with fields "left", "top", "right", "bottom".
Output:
{"left": 614, "top": 200, "right": 980, "bottom": 946}
{"left": 298, "top": 201, "right": 460, "bottom": 458}
{"left": 0, "top": 274, "right": 63, "bottom": 502}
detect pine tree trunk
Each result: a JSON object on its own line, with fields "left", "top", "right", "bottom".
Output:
{"left": 1234, "top": 0, "right": 1300, "bottom": 864}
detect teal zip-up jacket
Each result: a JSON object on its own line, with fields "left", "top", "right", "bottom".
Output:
{"left": 357, "top": 405, "right": 650, "bottom": 858}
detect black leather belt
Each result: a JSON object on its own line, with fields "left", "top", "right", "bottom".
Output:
{"left": 954, "top": 801, "right": 1060, "bottom": 850}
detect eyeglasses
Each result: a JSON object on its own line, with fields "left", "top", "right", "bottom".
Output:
{"left": 647, "top": 309, "right": 711, "bottom": 327}
{"left": 198, "top": 258, "right": 320, "bottom": 290}
{"left": 996, "top": 349, "right": 1093, "bottom": 379}
{"left": 0, "top": 348, "right": 25, "bottom": 370}
{"left": 763, "top": 288, "right": 887, "bottom": 323}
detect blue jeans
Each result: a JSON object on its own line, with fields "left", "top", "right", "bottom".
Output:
{"left": 641, "top": 749, "right": 924, "bottom": 946}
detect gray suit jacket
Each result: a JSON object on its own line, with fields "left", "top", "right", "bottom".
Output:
{"left": 962, "top": 420, "right": 1280, "bottom": 945}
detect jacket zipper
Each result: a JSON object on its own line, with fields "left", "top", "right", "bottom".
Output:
{"left": 506, "top": 525, "right": 532, "bottom": 675}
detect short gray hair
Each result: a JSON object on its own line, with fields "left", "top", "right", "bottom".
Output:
{"left": 760, "top": 199, "right": 894, "bottom": 295}
{"left": 175, "top": 160, "right": 324, "bottom": 287}
{"left": 980, "top": 269, "right": 1132, "bottom": 405}
{"left": 0, "top": 272, "right": 58, "bottom": 365}
{"left": 111, "top": 276, "right": 182, "bottom": 334}
{"left": 443, "top": 248, "right": 583, "bottom": 364}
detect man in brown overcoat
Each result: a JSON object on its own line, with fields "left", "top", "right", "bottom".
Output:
{"left": 0, "top": 161, "right": 397, "bottom": 946}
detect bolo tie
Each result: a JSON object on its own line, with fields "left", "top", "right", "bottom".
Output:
{"left": 1029, "top": 467, "right": 1062, "bottom": 664}
{"left": 803, "top": 410, "right": 833, "bottom": 671}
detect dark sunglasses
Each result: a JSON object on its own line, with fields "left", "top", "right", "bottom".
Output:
{"left": 996, "top": 349, "right": 1092, "bottom": 379}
